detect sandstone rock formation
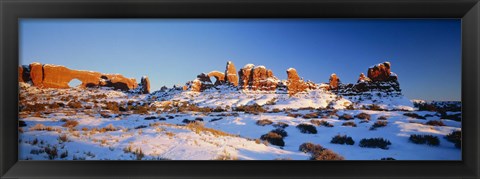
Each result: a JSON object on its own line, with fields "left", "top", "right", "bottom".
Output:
{"left": 367, "top": 62, "right": 397, "bottom": 82}
{"left": 357, "top": 73, "right": 371, "bottom": 83}
{"left": 224, "top": 61, "right": 238, "bottom": 86}
{"left": 19, "top": 63, "right": 139, "bottom": 91}
{"left": 186, "top": 73, "right": 214, "bottom": 92}
{"left": 140, "top": 76, "right": 150, "bottom": 94}
{"left": 286, "top": 68, "right": 308, "bottom": 95}
{"left": 207, "top": 71, "right": 225, "bottom": 86}
{"left": 238, "top": 64, "right": 279, "bottom": 91}
{"left": 329, "top": 73, "right": 340, "bottom": 90}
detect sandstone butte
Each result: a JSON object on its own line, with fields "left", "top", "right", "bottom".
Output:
{"left": 18, "top": 62, "right": 149, "bottom": 93}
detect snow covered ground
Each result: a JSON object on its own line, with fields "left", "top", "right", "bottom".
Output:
{"left": 18, "top": 83, "right": 461, "bottom": 160}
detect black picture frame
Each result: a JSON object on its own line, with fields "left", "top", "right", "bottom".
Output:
{"left": 1, "top": 0, "right": 479, "bottom": 178}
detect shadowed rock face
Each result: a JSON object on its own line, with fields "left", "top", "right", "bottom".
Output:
{"left": 19, "top": 63, "right": 138, "bottom": 91}
{"left": 286, "top": 68, "right": 308, "bottom": 95}
{"left": 140, "top": 76, "right": 150, "bottom": 94}
{"left": 224, "top": 61, "right": 238, "bottom": 86}
{"left": 357, "top": 73, "right": 371, "bottom": 83}
{"left": 337, "top": 62, "right": 401, "bottom": 94}
{"left": 329, "top": 73, "right": 340, "bottom": 90}
{"left": 367, "top": 62, "right": 397, "bottom": 82}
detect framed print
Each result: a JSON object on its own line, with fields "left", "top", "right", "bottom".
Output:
{"left": 1, "top": 0, "right": 479, "bottom": 178}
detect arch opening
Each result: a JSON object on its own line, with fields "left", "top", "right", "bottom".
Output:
{"left": 68, "top": 78, "right": 82, "bottom": 88}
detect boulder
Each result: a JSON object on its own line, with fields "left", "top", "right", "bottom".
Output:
{"left": 224, "top": 61, "right": 238, "bottom": 86}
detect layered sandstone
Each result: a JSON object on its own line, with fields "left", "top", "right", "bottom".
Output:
{"left": 286, "top": 68, "right": 308, "bottom": 95}
{"left": 238, "top": 64, "right": 279, "bottom": 91}
{"left": 19, "top": 63, "right": 140, "bottom": 91}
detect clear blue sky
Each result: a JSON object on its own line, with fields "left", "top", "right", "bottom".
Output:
{"left": 20, "top": 19, "right": 461, "bottom": 101}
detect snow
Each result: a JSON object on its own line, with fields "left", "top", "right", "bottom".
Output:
{"left": 18, "top": 83, "right": 461, "bottom": 160}
{"left": 287, "top": 68, "right": 296, "bottom": 72}
{"left": 243, "top": 64, "right": 254, "bottom": 69}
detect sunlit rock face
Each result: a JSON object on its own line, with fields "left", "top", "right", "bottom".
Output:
{"left": 19, "top": 63, "right": 138, "bottom": 91}
{"left": 140, "top": 76, "right": 151, "bottom": 94}
{"left": 329, "top": 73, "right": 340, "bottom": 90}
{"left": 286, "top": 68, "right": 309, "bottom": 96}
{"left": 238, "top": 64, "right": 279, "bottom": 91}
{"left": 224, "top": 61, "right": 238, "bottom": 86}
{"left": 338, "top": 62, "right": 401, "bottom": 94}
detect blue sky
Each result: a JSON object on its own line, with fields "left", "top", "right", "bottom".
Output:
{"left": 20, "top": 19, "right": 461, "bottom": 101}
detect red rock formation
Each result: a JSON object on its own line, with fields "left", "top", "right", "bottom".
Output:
{"left": 286, "top": 68, "right": 308, "bottom": 95}
{"left": 19, "top": 63, "right": 138, "bottom": 91}
{"left": 367, "top": 62, "right": 394, "bottom": 82}
{"left": 224, "top": 61, "right": 238, "bottom": 86}
{"left": 207, "top": 71, "right": 225, "bottom": 86}
{"left": 18, "top": 66, "right": 24, "bottom": 82}
{"left": 329, "top": 73, "right": 340, "bottom": 90}
{"left": 238, "top": 64, "right": 254, "bottom": 90}
{"left": 29, "top": 63, "right": 43, "bottom": 87}
{"left": 187, "top": 73, "right": 214, "bottom": 92}
{"left": 238, "top": 64, "right": 278, "bottom": 91}
{"left": 140, "top": 76, "right": 150, "bottom": 94}
{"left": 357, "top": 73, "right": 371, "bottom": 83}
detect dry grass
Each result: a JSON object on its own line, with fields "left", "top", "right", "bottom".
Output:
{"left": 30, "top": 124, "right": 61, "bottom": 132}
{"left": 61, "top": 120, "right": 79, "bottom": 128}
{"left": 185, "top": 122, "right": 236, "bottom": 137}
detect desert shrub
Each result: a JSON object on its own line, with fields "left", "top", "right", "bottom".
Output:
{"left": 167, "top": 115, "right": 175, "bottom": 119}
{"left": 303, "top": 112, "right": 319, "bottom": 119}
{"left": 60, "top": 150, "right": 68, "bottom": 159}
{"left": 209, "top": 117, "right": 223, "bottom": 122}
{"left": 61, "top": 120, "right": 79, "bottom": 128}
{"left": 270, "top": 128, "right": 288, "bottom": 137}
{"left": 67, "top": 101, "right": 82, "bottom": 109}
{"left": 22, "top": 103, "right": 48, "bottom": 112}
{"left": 271, "top": 108, "right": 282, "bottom": 113}
{"left": 330, "top": 135, "right": 355, "bottom": 145}
{"left": 409, "top": 134, "right": 440, "bottom": 146}
{"left": 380, "top": 157, "right": 396, "bottom": 160}
{"left": 377, "top": 116, "right": 388, "bottom": 120}
{"left": 19, "top": 120, "right": 27, "bottom": 127}
{"left": 355, "top": 112, "right": 371, "bottom": 120}
{"left": 158, "top": 117, "right": 167, "bottom": 121}
{"left": 445, "top": 130, "right": 461, "bottom": 148}
{"left": 104, "top": 101, "right": 120, "bottom": 112}
{"left": 144, "top": 116, "right": 157, "bottom": 120}
{"left": 30, "top": 149, "right": 45, "bottom": 155}
{"left": 44, "top": 146, "right": 58, "bottom": 160}
{"left": 370, "top": 121, "right": 388, "bottom": 130}
{"left": 30, "top": 124, "right": 59, "bottom": 132}
{"left": 296, "top": 124, "right": 317, "bottom": 134}
{"left": 185, "top": 122, "right": 235, "bottom": 137}
{"left": 299, "top": 142, "right": 324, "bottom": 153}
{"left": 368, "top": 104, "right": 384, "bottom": 111}
{"left": 133, "top": 105, "right": 149, "bottom": 114}
{"left": 286, "top": 113, "right": 302, "bottom": 118}
{"left": 182, "top": 119, "right": 196, "bottom": 124}
{"left": 441, "top": 113, "right": 461, "bottom": 122}
{"left": 260, "top": 132, "right": 285, "bottom": 146}
{"left": 234, "top": 104, "right": 266, "bottom": 114}
{"left": 310, "top": 149, "right": 344, "bottom": 160}
{"left": 403, "top": 113, "right": 426, "bottom": 119}
{"left": 194, "top": 117, "right": 204, "bottom": 121}
{"left": 298, "top": 142, "right": 344, "bottom": 160}
{"left": 339, "top": 114, "right": 354, "bottom": 120}
{"left": 134, "top": 125, "right": 148, "bottom": 129}
{"left": 213, "top": 106, "right": 225, "bottom": 112}
{"left": 342, "top": 121, "right": 357, "bottom": 127}
{"left": 58, "top": 134, "right": 69, "bottom": 143}
{"left": 425, "top": 120, "right": 445, "bottom": 126}
{"left": 272, "top": 122, "right": 289, "bottom": 129}
{"left": 310, "top": 119, "right": 334, "bottom": 127}
{"left": 256, "top": 119, "right": 273, "bottom": 126}
{"left": 100, "top": 124, "right": 117, "bottom": 132}
{"left": 359, "top": 138, "right": 392, "bottom": 149}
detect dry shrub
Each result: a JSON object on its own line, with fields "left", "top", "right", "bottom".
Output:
{"left": 287, "top": 113, "right": 302, "bottom": 118}
{"left": 44, "top": 146, "right": 58, "bottom": 160}
{"left": 58, "top": 134, "right": 69, "bottom": 143}
{"left": 61, "top": 120, "right": 79, "bottom": 128}
{"left": 67, "top": 101, "right": 82, "bottom": 109}
{"left": 185, "top": 122, "right": 235, "bottom": 137}
{"left": 330, "top": 135, "right": 355, "bottom": 145}
{"left": 355, "top": 112, "right": 371, "bottom": 120}
{"left": 234, "top": 104, "right": 266, "bottom": 115}
{"left": 30, "top": 124, "right": 60, "bottom": 132}
{"left": 303, "top": 112, "right": 319, "bottom": 119}
{"left": 359, "top": 138, "right": 392, "bottom": 149}
{"left": 310, "top": 119, "right": 333, "bottom": 127}
{"left": 403, "top": 113, "right": 426, "bottom": 119}
{"left": 260, "top": 131, "right": 285, "bottom": 146}
{"left": 256, "top": 119, "right": 273, "bottom": 126}
{"left": 296, "top": 124, "right": 317, "bottom": 134}
{"left": 342, "top": 121, "right": 357, "bottom": 127}
{"left": 339, "top": 114, "right": 354, "bottom": 120}
{"left": 298, "top": 142, "right": 344, "bottom": 160}
{"left": 445, "top": 130, "right": 461, "bottom": 148}
{"left": 425, "top": 120, "right": 445, "bottom": 126}
{"left": 272, "top": 122, "right": 289, "bottom": 129}
{"left": 377, "top": 116, "right": 388, "bottom": 120}
{"left": 409, "top": 134, "right": 440, "bottom": 146}
{"left": 370, "top": 121, "right": 388, "bottom": 130}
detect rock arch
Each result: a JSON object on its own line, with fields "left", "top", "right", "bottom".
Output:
{"left": 207, "top": 71, "right": 225, "bottom": 86}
